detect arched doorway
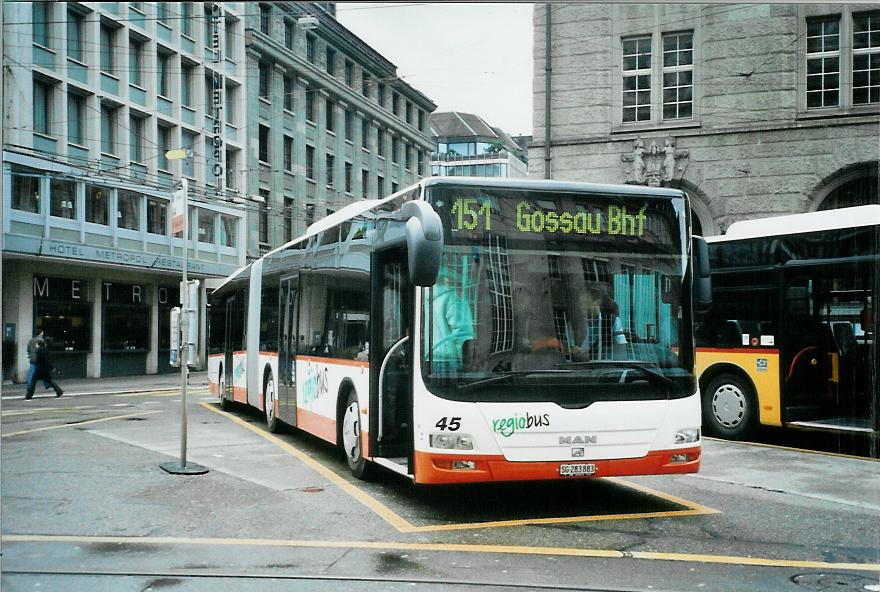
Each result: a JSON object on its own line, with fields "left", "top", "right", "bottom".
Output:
{"left": 813, "top": 162, "right": 879, "bottom": 211}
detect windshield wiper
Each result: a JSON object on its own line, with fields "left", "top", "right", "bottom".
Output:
{"left": 554, "top": 360, "right": 674, "bottom": 388}
{"left": 460, "top": 370, "right": 572, "bottom": 392}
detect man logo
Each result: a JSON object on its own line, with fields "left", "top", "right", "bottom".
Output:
{"left": 559, "top": 435, "right": 598, "bottom": 445}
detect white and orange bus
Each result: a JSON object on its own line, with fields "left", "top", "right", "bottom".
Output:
{"left": 207, "top": 177, "right": 709, "bottom": 483}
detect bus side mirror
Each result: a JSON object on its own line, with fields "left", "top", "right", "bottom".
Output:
{"left": 693, "top": 236, "right": 712, "bottom": 313}
{"left": 401, "top": 200, "right": 444, "bottom": 287}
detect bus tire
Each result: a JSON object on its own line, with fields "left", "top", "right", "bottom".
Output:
{"left": 341, "top": 390, "right": 372, "bottom": 480}
{"left": 263, "top": 370, "right": 280, "bottom": 433}
{"left": 703, "top": 373, "right": 756, "bottom": 439}
{"left": 218, "top": 365, "right": 231, "bottom": 411}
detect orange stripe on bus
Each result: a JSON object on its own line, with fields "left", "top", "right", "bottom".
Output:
{"left": 296, "top": 407, "right": 337, "bottom": 444}
{"left": 232, "top": 386, "right": 248, "bottom": 404}
{"left": 413, "top": 447, "right": 700, "bottom": 485}
{"left": 298, "top": 355, "right": 370, "bottom": 369}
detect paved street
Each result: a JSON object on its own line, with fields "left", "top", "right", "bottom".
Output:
{"left": 2, "top": 377, "right": 878, "bottom": 592}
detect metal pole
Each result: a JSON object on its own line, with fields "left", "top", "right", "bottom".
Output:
{"left": 161, "top": 177, "right": 206, "bottom": 475}
{"left": 544, "top": 4, "right": 552, "bottom": 180}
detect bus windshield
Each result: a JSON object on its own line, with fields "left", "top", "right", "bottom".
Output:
{"left": 422, "top": 185, "right": 695, "bottom": 404}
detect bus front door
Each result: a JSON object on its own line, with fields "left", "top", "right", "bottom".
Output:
{"left": 279, "top": 277, "right": 298, "bottom": 426}
{"left": 223, "top": 295, "right": 237, "bottom": 402}
{"left": 371, "top": 246, "right": 413, "bottom": 464}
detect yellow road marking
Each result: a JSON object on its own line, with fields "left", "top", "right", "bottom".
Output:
{"left": 4, "top": 534, "right": 879, "bottom": 572}
{"left": 704, "top": 436, "right": 880, "bottom": 463}
{"left": 201, "top": 402, "right": 413, "bottom": 532}
{"left": 202, "top": 402, "right": 717, "bottom": 533}
{"left": 1, "top": 411, "right": 162, "bottom": 437}
{"left": 2, "top": 406, "right": 95, "bottom": 417}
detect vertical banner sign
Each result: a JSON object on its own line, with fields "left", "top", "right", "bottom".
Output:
{"left": 171, "top": 184, "right": 186, "bottom": 236}
{"left": 211, "top": 3, "right": 225, "bottom": 187}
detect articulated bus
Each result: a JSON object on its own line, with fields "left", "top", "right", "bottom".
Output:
{"left": 696, "top": 205, "right": 879, "bottom": 439}
{"left": 208, "top": 177, "right": 709, "bottom": 483}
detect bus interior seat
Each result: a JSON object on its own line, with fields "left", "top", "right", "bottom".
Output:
{"left": 830, "top": 322, "right": 857, "bottom": 357}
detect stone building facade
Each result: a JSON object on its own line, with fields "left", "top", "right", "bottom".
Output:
{"left": 531, "top": 4, "right": 879, "bottom": 235}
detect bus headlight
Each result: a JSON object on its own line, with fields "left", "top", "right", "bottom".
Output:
{"left": 430, "top": 433, "right": 474, "bottom": 450}
{"left": 674, "top": 427, "right": 700, "bottom": 444}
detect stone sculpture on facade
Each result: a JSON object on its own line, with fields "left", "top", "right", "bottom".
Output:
{"left": 623, "top": 137, "right": 688, "bottom": 186}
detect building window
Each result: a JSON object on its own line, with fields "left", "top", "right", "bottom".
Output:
{"left": 361, "top": 119, "right": 370, "bottom": 150}
{"left": 306, "top": 91, "right": 315, "bottom": 122}
{"left": 345, "top": 60, "right": 354, "bottom": 86}
{"left": 662, "top": 32, "right": 693, "bottom": 119}
{"left": 225, "top": 16, "right": 236, "bottom": 60}
{"left": 220, "top": 214, "right": 236, "bottom": 247}
{"left": 86, "top": 185, "right": 109, "bottom": 225}
{"left": 377, "top": 175, "right": 384, "bottom": 198}
{"left": 258, "top": 124, "right": 270, "bottom": 163}
{"left": 225, "top": 82, "right": 236, "bottom": 125}
{"left": 157, "top": 2, "right": 169, "bottom": 26}
{"left": 326, "top": 99, "right": 335, "bottom": 132}
{"left": 362, "top": 71, "right": 371, "bottom": 97}
{"left": 391, "top": 136, "right": 399, "bottom": 164}
{"left": 129, "top": 37, "right": 143, "bottom": 86}
{"left": 129, "top": 116, "right": 144, "bottom": 163}
{"left": 50, "top": 179, "right": 76, "bottom": 219}
{"left": 344, "top": 162, "right": 353, "bottom": 193}
{"left": 284, "top": 136, "right": 293, "bottom": 172}
{"left": 157, "top": 51, "right": 170, "bottom": 97}
{"left": 326, "top": 154, "right": 335, "bottom": 188}
{"left": 259, "top": 63, "right": 271, "bottom": 100}
{"left": 198, "top": 209, "right": 215, "bottom": 243}
{"left": 12, "top": 173, "right": 40, "bottom": 213}
{"left": 284, "top": 197, "right": 293, "bottom": 242}
{"left": 258, "top": 195, "right": 269, "bottom": 244}
{"left": 547, "top": 254, "right": 561, "bottom": 279}
{"left": 622, "top": 35, "right": 652, "bottom": 123}
{"left": 306, "top": 145, "right": 315, "bottom": 180}
{"left": 362, "top": 169, "right": 369, "bottom": 198}
{"left": 181, "top": 3, "right": 192, "bottom": 37}
{"left": 378, "top": 83, "right": 386, "bottom": 107}
{"left": 67, "top": 94, "right": 85, "bottom": 145}
{"left": 147, "top": 197, "right": 167, "bottom": 235}
{"left": 117, "top": 191, "right": 140, "bottom": 230}
{"left": 306, "top": 34, "right": 316, "bottom": 63}
{"left": 260, "top": 4, "right": 271, "bottom": 35}
{"left": 283, "top": 75, "right": 293, "bottom": 111}
{"left": 181, "top": 131, "right": 196, "bottom": 177}
{"left": 33, "top": 80, "right": 52, "bottom": 136}
{"left": 33, "top": 2, "right": 50, "bottom": 47}
{"left": 418, "top": 110, "right": 425, "bottom": 131}
{"left": 181, "top": 63, "right": 193, "bottom": 106}
{"left": 226, "top": 149, "right": 238, "bottom": 190}
{"left": 100, "top": 25, "right": 115, "bottom": 74}
{"left": 853, "top": 12, "right": 880, "bottom": 104}
{"left": 67, "top": 10, "right": 83, "bottom": 61}
{"left": 284, "top": 20, "right": 294, "bottom": 49}
{"left": 377, "top": 129, "right": 385, "bottom": 157}
{"left": 326, "top": 47, "right": 336, "bottom": 75}
{"left": 345, "top": 109, "right": 353, "bottom": 141}
{"left": 418, "top": 150, "right": 425, "bottom": 175}
{"left": 405, "top": 143, "right": 412, "bottom": 170}
{"left": 101, "top": 105, "right": 116, "bottom": 154}
{"left": 157, "top": 126, "right": 171, "bottom": 171}
{"left": 392, "top": 92, "right": 399, "bottom": 115}
{"left": 405, "top": 101, "right": 412, "bottom": 124}
{"left": 806, "top": 17, "right": 840, "bottom": 108}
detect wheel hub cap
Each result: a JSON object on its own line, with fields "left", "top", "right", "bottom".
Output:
{"left": 713, "top": 384, "right": 745, "bottom": 428}
{"left": 342, "top": 402, "right": 360, "bottom": 463}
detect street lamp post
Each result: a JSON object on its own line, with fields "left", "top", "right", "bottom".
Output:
{"left": 160, "top": 165, "right": 207, "bottom": 476}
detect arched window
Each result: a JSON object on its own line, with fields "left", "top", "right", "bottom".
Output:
{"left": 815, "top": 163, "right": 879, "bottom": 211}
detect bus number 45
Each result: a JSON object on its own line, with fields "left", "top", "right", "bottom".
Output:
{"left": 435, "top": 417, "right": 461, "bottom": 431}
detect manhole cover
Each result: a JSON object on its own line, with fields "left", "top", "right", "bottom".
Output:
{"left": 791, "top": 572, "right": 879, "bottom": 591}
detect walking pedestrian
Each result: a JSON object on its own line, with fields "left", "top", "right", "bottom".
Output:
{"left": 25, "top": 334, "right": 63, "bottom": 399}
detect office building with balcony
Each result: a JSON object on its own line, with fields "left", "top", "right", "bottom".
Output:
{"left": 2, "top": 2, "right": 249, "bottom": 381}
{"left": 532, "top": 4, "right": 879, "bottom": 235}
{"left": 430, "top": 112, "right": 528, "bottom": 178}
{"left": 243, "top": 2, "right": 436, "bottom": 258}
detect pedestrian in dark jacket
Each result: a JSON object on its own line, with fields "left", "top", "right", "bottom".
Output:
{"left": 25, "top": 340, "right": 63, "bottom": 399}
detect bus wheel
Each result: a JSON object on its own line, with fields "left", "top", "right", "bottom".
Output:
{"left": 264, "top": 373, "right": 279, "bottom": 433}
{"left": 703, "top": 373, "right": 755, "bottom": 439}
{"left": 218, "top": 367, "right": 230, "bottom": 411}
{"left": 341, "top": 390, "right": 372, "bottom": 480}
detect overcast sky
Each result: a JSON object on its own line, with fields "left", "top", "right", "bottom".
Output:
{"left": 335, "top": 2, "right": 535, "bottom": 137}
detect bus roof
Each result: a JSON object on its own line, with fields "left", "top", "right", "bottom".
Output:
{"left": 709, "top": 205, "right": 880, "bottom": 243}
{"left": 423, "top": 176, "right": 685, "bottom": 198}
